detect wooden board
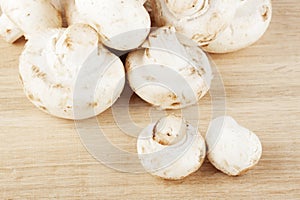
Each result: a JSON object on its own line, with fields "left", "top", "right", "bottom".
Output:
{"left": 0, "top": 1, "right": 299, "bottom": 199}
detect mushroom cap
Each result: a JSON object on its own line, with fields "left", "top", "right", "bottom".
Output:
{"left": 126, "top": 26, "right": 212, "bottom": 110}
{"left": 151, "top": 0, "right": 240, "bottom": 45}
{"left": 206, "top": 116, "right": 262, "bottom": 176}
{"left": 19, "top": 24, "right": 125, "bottom": 120}
{"left": 68, "top": 0, "right": 151, "bottom": 51}
{"left": 0, "top": 0, "right": 62, "bottom": 40}
{"left": 137, "top": 115, "right": 206, "bottom": 180}
{"left": 203, "top": 0, "right": 272, "bottom": 53}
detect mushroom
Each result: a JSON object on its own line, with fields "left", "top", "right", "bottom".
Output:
{"left": 0, "top": 0, "right": 62, "bottom": 43}
{"left": 206, "top": 116, "right": 262, "bottom": 176}
{"left": 150, "top": 0, "right": 241, "bottom": 46}
{"left": 126, "top": 26, "right": 212, "bottom": 110}
{"left": 19, "top": 24, "right": 125, "bottom": 120}
{"left": 137, "top": 114, "right": 206, "bottom": 180}
{"left": 66, "top": 0, "right": 151, "bottom": 51}
{"left": 203, "top": 0, "right": 272, "bottom": 53}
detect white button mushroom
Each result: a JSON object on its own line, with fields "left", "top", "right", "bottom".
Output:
{"left": 206, "top": 116, "right": 263, "bottom": 176}
{"left": 19, "top": 24, "right": 125, "bottom": 120}
{"left": 203, "top": 0, "right": 272, "bottom": 53}
{"left": 126, "top": 26, "right": 212, "bottom": 110}
{"left": 0, "top": 0, "right": 62, "bottom": 43}
{"left": 137, "top": 114, "right": 206, "bottom": 180}
{"left": 66, "top": 0, "right": 151, "bottom": 51}
{"left": 150, "top": 0, "right": 240, "bottom": 46}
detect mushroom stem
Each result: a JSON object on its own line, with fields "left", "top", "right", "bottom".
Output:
{"left": 0, "top": 13, "right": 23, "bottom": 43}
{"left": 153, "top": 115, "right": 187, "bottom": 146}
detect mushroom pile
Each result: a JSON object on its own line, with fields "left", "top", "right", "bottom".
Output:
{"left": 138, "top": 114, "right": 262, "bottom": 179}
{"left": 0, "top": 0, "right": 271, "bottom": 179}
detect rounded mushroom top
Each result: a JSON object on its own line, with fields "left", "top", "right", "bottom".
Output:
{"left": 152, "top": 0, "right": 241, "bottom": 45}
{"left": 126, "top": 26, "right": 212, "bottom": 110}
{"left": 202, "top": 0, "right": 272, "bottom": 53}
{"left": 19, "top": 24, "right": 125, "bottom": 120}
{"left": 70, "top": 0, "right": 151, "bottom": 50}
{"left": 206, "top": 116, "right": 262, "bottom": 176}
{"left": 137, "top": 115, "right": 206, "bottom": 180}
{"left": 0, "top": 0, "right": 62, "bottom": 38}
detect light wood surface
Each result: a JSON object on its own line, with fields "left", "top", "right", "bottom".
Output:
{"left": 1, "top": 1, "right": 300, "bottom": 199}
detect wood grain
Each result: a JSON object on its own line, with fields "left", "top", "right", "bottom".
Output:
{"left": 0, "top": 1, "right": 300, "bottom": 199}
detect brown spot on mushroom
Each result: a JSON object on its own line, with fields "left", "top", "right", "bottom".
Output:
{"left": 261, "top": 5, "right": 270, "bottom": 22}
{"left": 39, "top": 106, "right": 48, "bottom": 112}
{"left": 197, "top": 67, "right": 205, "bottom": 77}
{"left": 27, "top": 93, "right": 41, "bottom": 103}
{"left": 141, "top": 147, "right": 145, "bottom": 153}
{"left": 6, "top": 29, "right": 11, "bottom": 34}
{"left": 31, "top": 65, "right": 47, "bottom": 80}
{"left": 64, "top": 35, "right": 73, "bottom": 49}
{"left": 145, "top": 76, "right": 156, "bottom": 81}
{"left": 156, "top": 139, "right": 170, "bottom": 146}
{"left": 189, "top": 67, "right": 196, "bottom": 75}
{"left": 28, "top": 94, "right": 34, "bottom": 101}
{"left": 152, "top": 124, "right": 170, "bottom": 145}
{"left": 168, "top": 93, "right": 177, "bottom": 100}
{"left": 171, "top": 102, "right": 181, "bottom": 107}
{"left": 31, "top": 65, "right": 39, "bottom": 74}
{"left": 152, "top": 123, "right": 158, "bottom": 140}
{"left": 53, "top": 84, "right": 63, "bottom": 89}
{"left": 89, "top": 102, "right": 98, "bottom": 108}
{"left": 192, "top": 33, "right": 216, "bottom": 44}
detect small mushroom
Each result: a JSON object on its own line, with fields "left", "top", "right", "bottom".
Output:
{"left": 19, "top": 24, "right": 125, "bottom": 120}
{"left": 137, "top": 114, "right": 206, "bottom": 180}
{"left": 0, "top": 0, "right": 62, "bottom": 43}
{"left": 66, "top": 0, "right": 151, "bottom": 50}
{"left": 203, "top": 0, "right": 272, "bottom": 53}
{"left": 150, "top": 0, "right": 241, "bottom": 46}
{"left": 126, "top": 26, "right": 212, "bottom": 110}
{"left": 206, "top": 116, "right": 262, "bottom": 176}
